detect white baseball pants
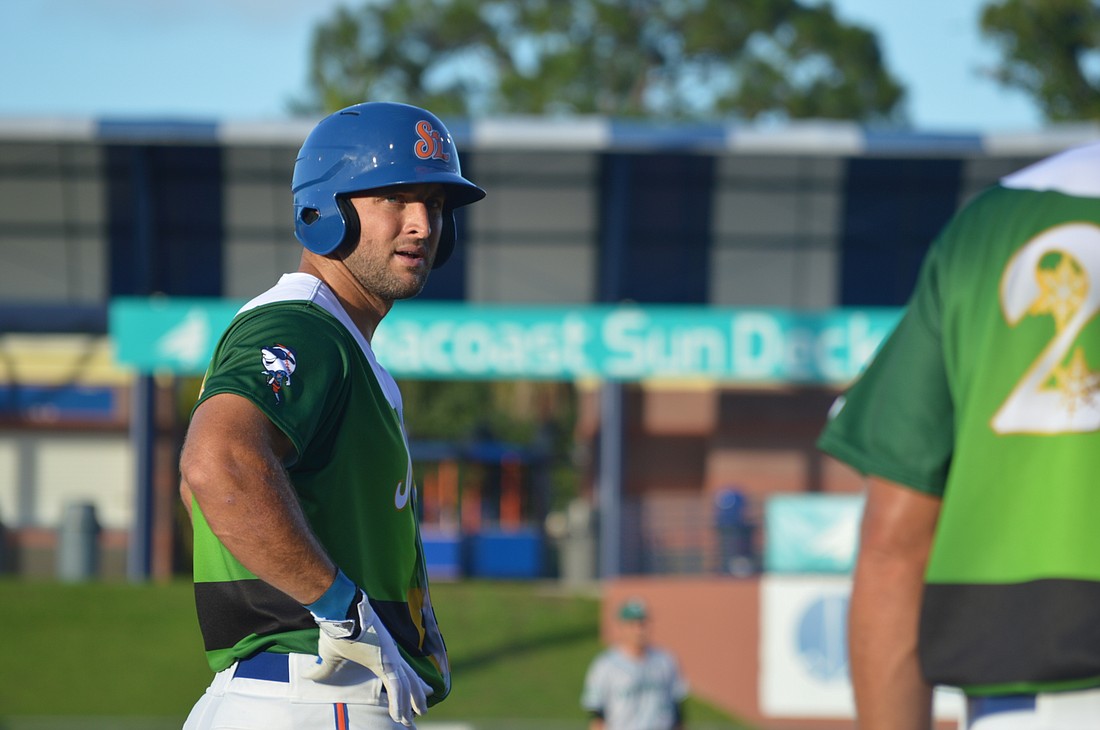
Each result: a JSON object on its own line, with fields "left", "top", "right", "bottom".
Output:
{"left": 183, "top": 652, "right": 413, "bottom": 730}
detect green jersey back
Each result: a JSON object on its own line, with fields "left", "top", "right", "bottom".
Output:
{"left": 189, "top": 273, "right": 449, "bottom": 704}
{"left": 819, "top": 143, "right": 1100, "bottom": 695}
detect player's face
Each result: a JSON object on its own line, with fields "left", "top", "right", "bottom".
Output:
{"left": 618, "top": 618, "right": 649, "bottom": 651}
{"left": 342, "top": 183, "right": 446, "bottom": 302}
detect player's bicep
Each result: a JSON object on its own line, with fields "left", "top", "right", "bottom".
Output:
{"left": 858, "top": 477, "right": 940, "bottom": 560}
{"left": 180, "top": 392, "right": 295, "bottom": 504}
{"left": 199, "top": 309, "right": 349, "bottom": 462}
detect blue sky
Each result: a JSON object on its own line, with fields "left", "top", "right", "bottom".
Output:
{"left": 1, "top": 0, "right": 1043, "bottom": 132}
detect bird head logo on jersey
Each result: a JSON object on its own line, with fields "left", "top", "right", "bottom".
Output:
{"left": 260, "top": 344, "right": 296, "bottom": 404}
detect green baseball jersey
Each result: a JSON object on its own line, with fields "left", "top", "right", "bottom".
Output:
{"left": 189, "top": 273, "right": 450, "bottom": 704}
{"left": 819, "top": 143, "right": 1100, "bottom": 696}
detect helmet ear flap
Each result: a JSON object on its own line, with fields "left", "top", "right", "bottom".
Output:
{"left": 295, "top": 197, "right": 346, "bottom": 255}
{"left": 335, "top": 196, "right": 361, "bottom": 254}
{"left": 433, "top": 211, "right": 456, "bottom": 269}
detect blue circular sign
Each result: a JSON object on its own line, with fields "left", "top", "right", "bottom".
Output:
{"left": 796, "top": 594, "right": 850, "bottom": 682}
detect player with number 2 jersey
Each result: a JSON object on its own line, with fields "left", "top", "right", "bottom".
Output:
{"left": 819, "top": 142, "right": 1100, "bottom": 728}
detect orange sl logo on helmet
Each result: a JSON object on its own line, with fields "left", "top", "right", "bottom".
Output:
{"left": 414, "top": 120, "right": 451, "bottom": 162}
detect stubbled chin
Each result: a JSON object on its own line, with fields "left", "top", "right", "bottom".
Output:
{"left": 391, "top": 270, "right": 430, "bottom": 299}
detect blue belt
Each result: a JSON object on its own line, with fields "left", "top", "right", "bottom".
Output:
{"left": 967, "top": 694, "right": 1036, "bottom": 724}
{"left": 234, "top": 651, "right": 291, "bottom": 682}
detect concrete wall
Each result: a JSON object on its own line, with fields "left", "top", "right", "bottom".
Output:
{"left": 0, "top": 432, "right": 132, "bottom": 529}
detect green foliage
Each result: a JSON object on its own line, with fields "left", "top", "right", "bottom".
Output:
{"left": 292, "top": 0, "right": 906, "bottom": 124}
{"left": 400, "top": 380, "right": 535, "bottom": 442}
{"left": 981, "top": 0, "right": 1100, "bottom": 121}
{"left": 0, "top": 579, "right": 747, "bottom": 727}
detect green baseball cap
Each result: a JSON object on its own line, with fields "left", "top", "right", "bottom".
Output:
{"left": 618, "top": 599, "right": 648, "bottom": 621}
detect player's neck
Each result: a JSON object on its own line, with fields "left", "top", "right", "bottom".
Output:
{"left": 299, "top": 253, "right": 389, "bottom": 341}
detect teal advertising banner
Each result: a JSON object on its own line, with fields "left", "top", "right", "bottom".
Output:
{"left": 109, "top": 298, "right": 902, "bottom": 384}
{"left": 110, "top": 298, "right": 243, "bottom": 375}
{"left": 764, "top": 494, "right": 866, "bottom": 574}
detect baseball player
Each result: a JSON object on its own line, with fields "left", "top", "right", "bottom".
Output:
{"left": 581, "top": 599, "right": 688, "bottom": 730}
{"left": 179, "top": 102, "right": 484, "bottom": 730}
{"left": 818, "top": 141, "right": 1100, "bottom": 729}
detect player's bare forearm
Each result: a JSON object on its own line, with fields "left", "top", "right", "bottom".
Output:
{"left": 849, "top": 477, "right": 940, "bottom": 730}
{"left": 850, "top": 548, "right": 931, "bottom": 729}
{"left": 180, "top": 392, "right": 337, "bottom": 604}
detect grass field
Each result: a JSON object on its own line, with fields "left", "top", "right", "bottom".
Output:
{"left": 0, "top": 578, "right": 752, "bottom": 729}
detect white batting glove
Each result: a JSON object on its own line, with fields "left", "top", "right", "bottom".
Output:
{"left": 303, "top": 573, "right": 430, "bottom": 726}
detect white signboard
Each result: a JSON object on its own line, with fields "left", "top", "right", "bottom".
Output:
{"left": 759, "top": 575, "right": 963, "bottom": 720}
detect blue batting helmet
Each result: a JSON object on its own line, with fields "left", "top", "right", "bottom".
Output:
{"left": 291, "top": 102, "right": 485, "bottom": 268}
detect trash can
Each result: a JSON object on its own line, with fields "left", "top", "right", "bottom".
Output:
{"left": 57, "top": 502, "right": 100, "bottom": 582}
{"left": 558, "top": 498, "right": 597, "bottom": 586}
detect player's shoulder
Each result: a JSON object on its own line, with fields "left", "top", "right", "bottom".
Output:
{"left": 231, "top": 297, "right": 343, "bottom": 334}
{"left": 646, "top": 645, "right": 680, "bottom": 664}
{"left": 589, "top": 648, "right": 618, "bottom": 665}
{"left": 589, "top": 647, "right": 635, "bottom": 673}
{"left": 228, "top": 275, "right": 350, "bottom": 343}
{"left": 214, "top": 284, "right": 356, "bottom": 383}
{"left": 224, "top": 300, "right": 348, "bottom": 359}
{"left": 1000, "top": 141, "right": 1100, "bottom": 198}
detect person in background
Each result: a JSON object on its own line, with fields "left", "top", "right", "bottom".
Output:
{"left": 581, "top": 598, "right": 688, "bottom": 730}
